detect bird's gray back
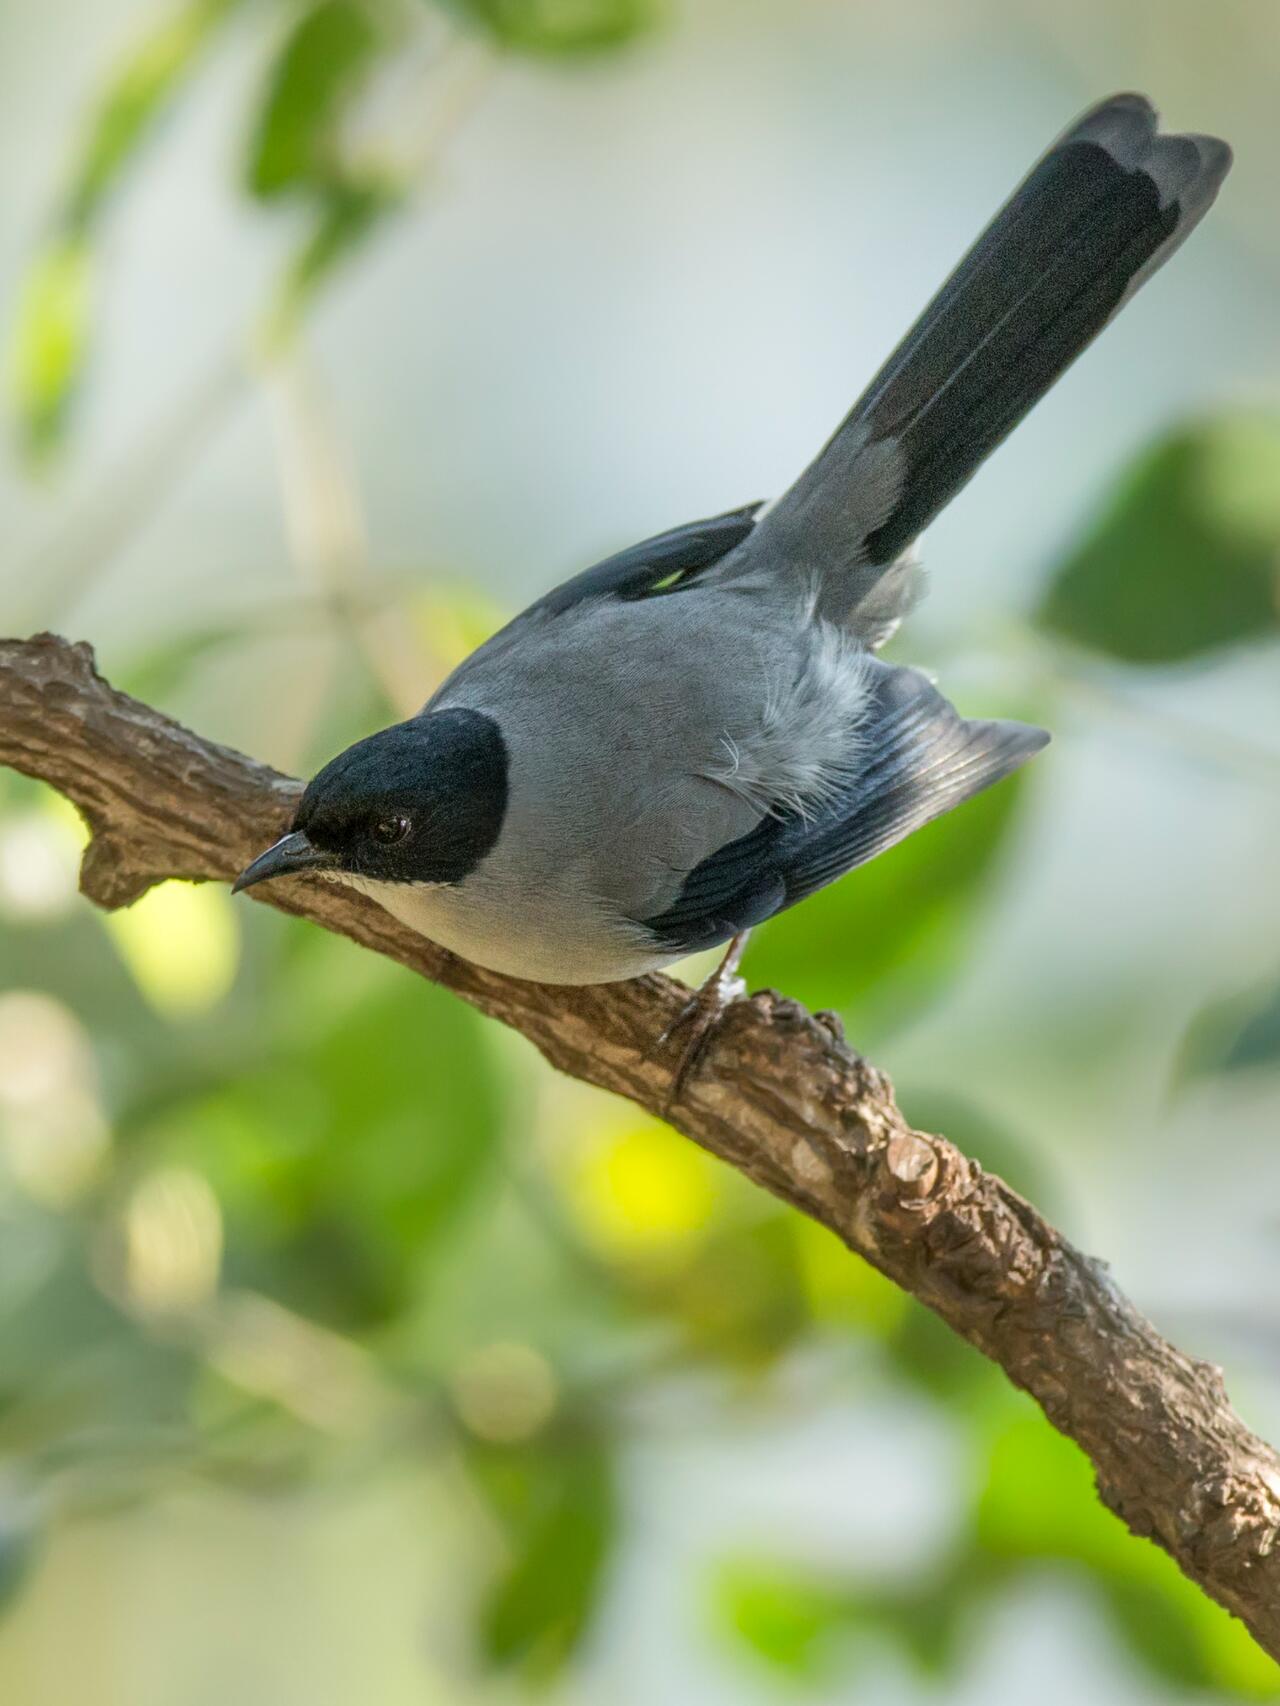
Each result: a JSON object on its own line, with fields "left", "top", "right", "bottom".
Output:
{"left": 432, "top": 578, "right": 870, "bottom": 928}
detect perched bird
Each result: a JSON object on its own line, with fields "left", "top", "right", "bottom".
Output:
{"left": 235, "top": 94, "right": 1230, "bottom": 1087}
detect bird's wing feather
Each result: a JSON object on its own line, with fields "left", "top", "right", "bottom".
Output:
{"left": 526, "top": 504, "right": 763, "bottom": 617}
{"left": 429, "top": 503, "right": 763, "bottom": 704}
{"left": 640, "top": 658, "right": 1048, "bottom": 954}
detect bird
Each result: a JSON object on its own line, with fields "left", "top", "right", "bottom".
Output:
{"left": 234, "top": 93, "right": 1231, "bottom": 1093}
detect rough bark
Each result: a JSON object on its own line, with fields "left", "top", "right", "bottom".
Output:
{"left": 3, "top": 630, "right": 1279, "bottom": 1653}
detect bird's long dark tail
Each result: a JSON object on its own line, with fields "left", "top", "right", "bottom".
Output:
{"left": 749, "top": 94, "right": 1231, "bottom": 629}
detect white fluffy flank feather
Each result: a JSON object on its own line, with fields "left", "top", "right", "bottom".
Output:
{"left": 704, "top": 622, "right": 874, "bottom": 823}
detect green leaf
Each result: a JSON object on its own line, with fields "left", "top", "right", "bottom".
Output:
{"left": 474, "top": 1434, "right": 617, "bottom": 1678}
{"left": 301, "top": 973, "right": 505, "bottom": 1259}
{"left": 64, "top": 0, "right": 243, "bottom": 232}
{"left": 267, "top": 180, "right": 400, "bottom": 342}
{"left": 7, "top": 238, "right": 93, "bottom": 462}
{"left": 710, "top": 1554, "right": 975, "bottom": 1685}
{"left": 1038, "top": 418, "right": 1280, "bottom": 664}
{"left": 710, "top": 1558, "right": 844, "bottom": 1681}
{"left": 247, "top": 1, "right": 383, "bottom": 200}
{"left": 454, "top": 0, "right": 660, "bottom": 54}
{"left": 1175, "top": 974, "right": 1280, "bottom": 1083}
{"left": 1208, "top": 983, "right": 1280, "bottom": 1073}
{"left": 0, "top": 1507, "right": 37, "bottom": 1621}
{"left": 9, "top": 0, "right": 240, "bottom": 459}
{"left": 742, "top": 768, "right": 1032, "bottom": 1033}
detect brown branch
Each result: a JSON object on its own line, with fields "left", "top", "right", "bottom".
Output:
{"left": 4, "top": 630, "right": 1280, "bottom": 1652}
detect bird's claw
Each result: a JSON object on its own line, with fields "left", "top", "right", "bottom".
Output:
{"left": 654, "top": 969, "right": 748, "bottom": 1113}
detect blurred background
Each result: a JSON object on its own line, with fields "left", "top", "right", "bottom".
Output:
{"left": 2, "top": 0, "right": 1280, "bottom": 1700}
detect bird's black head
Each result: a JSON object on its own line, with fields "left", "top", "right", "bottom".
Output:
{"left": 233, "top": 709, "right": 508, "bottom": 895}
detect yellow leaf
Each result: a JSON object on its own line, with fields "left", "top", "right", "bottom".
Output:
{"left": 8, "top": 238, "right": 93, "bottom": 460}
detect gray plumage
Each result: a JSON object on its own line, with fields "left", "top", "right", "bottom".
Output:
{"left": 234, "top": 94, "right": 1231, "bottom": 991}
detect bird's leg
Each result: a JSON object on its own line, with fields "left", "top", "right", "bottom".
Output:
{"left": 656, "top": 931, "right": 751, "bottom": 1109}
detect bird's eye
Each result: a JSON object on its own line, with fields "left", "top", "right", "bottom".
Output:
{"left": 371, "top": 814, "right": 411, "bottom": 846}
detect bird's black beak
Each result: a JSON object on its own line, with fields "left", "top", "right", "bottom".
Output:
{"left": 232, "top": 830, "right": 336, "bottom": 895}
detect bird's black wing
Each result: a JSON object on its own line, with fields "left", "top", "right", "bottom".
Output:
{"left": 527, "top": 503, "right": 763, "bottom": 617}
{"left": 641, "top": 659, "right": 1048, "bottom": 955}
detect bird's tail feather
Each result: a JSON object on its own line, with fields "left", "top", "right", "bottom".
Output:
{"left": 749, "top": 94, "right": 1231, "bottom": 629}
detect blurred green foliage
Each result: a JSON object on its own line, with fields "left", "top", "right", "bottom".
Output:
{"left": 67, "top": 0, "right": 248, "bottom": 230}
{"left": 8, "top": 0, "right": 659, "bottom": 460}
{"left": 247, "top": 0, "right": 384, "bottom": 199}
{"left": 453, "top": 0, "right": 661, "bottom": 53}
{"left": 714, "top": 1406, "right": 1280, "bottom": 1698}
{"left": 1038, "top": 417, "right": 1280, "bottom": 663}
{"left": 7, "top": 239, "right": 93, "bottom": 461}
{"left": 744, "top": 770, "right": 1032, "bottom": 1039}
{"left": 9, "top": 0, "right": 247, "bottom": 458}
{"left": 471, "top": 1429, "right": 617, "bottom": 1677}
{"left": 3, "top": 0, "right": 1280, "bottom": 1699}
{"left": 247, "top": 0, "right": 407, "bottom": 335}
{"left": 1176, "top": 972, "right": 1280, "bottom": 1083}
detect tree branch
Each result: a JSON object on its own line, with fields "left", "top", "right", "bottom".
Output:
{"left": 4, "top": 630, "right": 1279, "bottom": 1654}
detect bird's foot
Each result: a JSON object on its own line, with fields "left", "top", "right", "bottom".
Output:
{"left": 653, "top": 933, "right": 751, "bottom": 1112}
